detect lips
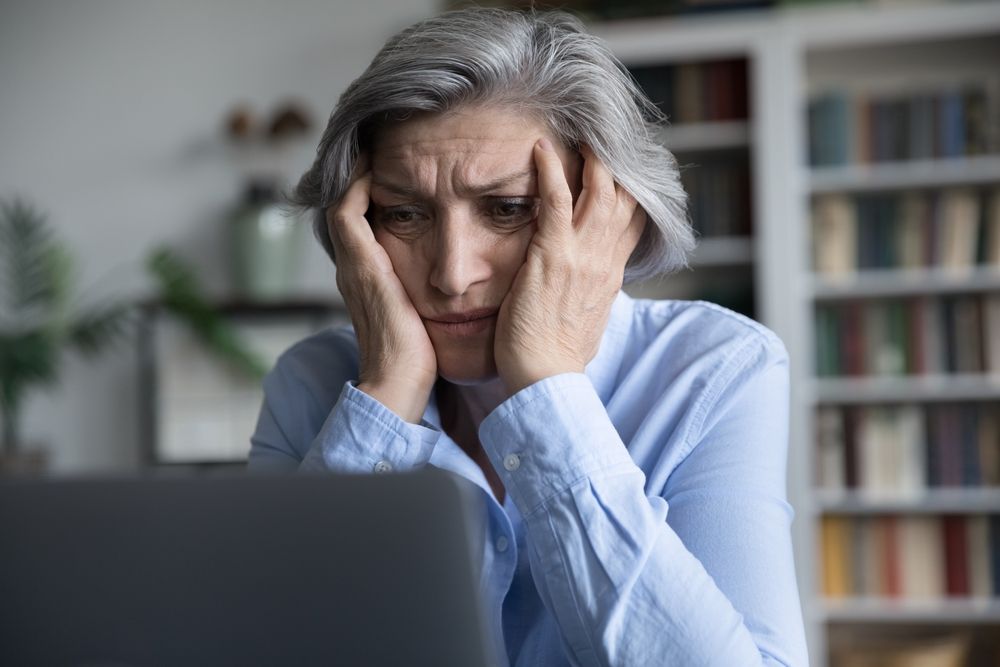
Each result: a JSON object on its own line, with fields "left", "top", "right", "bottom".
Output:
{"left": 424, "top": 308, "right": 498, "bottom": 337}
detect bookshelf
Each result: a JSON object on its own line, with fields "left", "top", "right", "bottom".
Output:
{"left": 802, "top": 8, "right": 1000, "bottom": 662}
{"left": 621, "top": 48, "right": 758, "bottom": 318}
{"left": 594, "top": 3, "right": 1000, "bottom": 665}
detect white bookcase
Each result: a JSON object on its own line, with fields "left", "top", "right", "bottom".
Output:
{"left": 594, "top": 3, "right": 1000, "bottom": 665}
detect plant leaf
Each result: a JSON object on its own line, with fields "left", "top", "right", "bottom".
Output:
{"left": 68, "top": 301, "right": 136, "bottom": 357}
{"left": 0, "top": 331, "right": 61, "bottom": 400}
{"left": 0, "top": 199, "right": 73, "bottom": 324}
{"left": 147, "top": 247, "right": 267, "bottom": 379}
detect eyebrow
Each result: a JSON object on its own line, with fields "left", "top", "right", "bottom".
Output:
{"left": 371, "top": 168, "right": 536, "bottom": 198}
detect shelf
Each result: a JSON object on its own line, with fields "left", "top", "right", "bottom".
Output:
{"left": 814, "top": 489, "right": 1000, "bottom": 515}
{"left": 690, "top": 235, "right": 754, "bottom": 267}
{"left": 808, "top": 155, "right": 1000, "bottom": 193}
{"left": 659, "top": 121, "right": 750, "bottom": 153}
{"left": 812, "top": 374, "right": 1000, "bottom": 404}
{"left": 819, "top": 598, "right": 1000, "bottom": 625}
{"left": 789, "top": 1, "right": 1000, "bottom": 50}
{"left": 811, "top": 267, "right": 1000, "bottom": 301}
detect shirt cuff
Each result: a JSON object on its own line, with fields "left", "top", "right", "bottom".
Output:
{"left": 299, "top": 381, "right": 441, "bottom": 474}
{"left": 479, "top": 373, "right": 636, "bottom": 516}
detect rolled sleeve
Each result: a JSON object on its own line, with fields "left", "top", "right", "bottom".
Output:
{"left": 299, "top": 381, "right": 441, "bottom": 474}
{"left": 479, "top": 373, "right": 636, "bottom": 516}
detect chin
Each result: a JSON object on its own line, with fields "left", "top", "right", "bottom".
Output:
{"left": 435, "top": 350, "right": 497, "bottom": 386}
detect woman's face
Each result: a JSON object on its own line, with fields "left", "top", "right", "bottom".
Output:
{"left": 369, "top": 106, "right": 582, "bottom": 385}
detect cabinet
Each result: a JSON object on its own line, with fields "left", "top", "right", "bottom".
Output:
{"left": 136, "top": 300, "right": 347, "bottom": 470}
{"left": 594, "top": 3, "right": 1000, "bottom": 664}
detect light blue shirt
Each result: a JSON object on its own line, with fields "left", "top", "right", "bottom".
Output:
{"left": 248, "top": 292, "right": 809, "bottom": 666}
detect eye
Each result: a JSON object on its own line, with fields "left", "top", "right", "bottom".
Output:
{"left": 371, "top": 205, "right": 431, "bottom": 240}
{"left": 375, "top": 206, "right": 425, "bottom": 226}
{"left": 487, "top": 198, "right": 538, "bottom": 226}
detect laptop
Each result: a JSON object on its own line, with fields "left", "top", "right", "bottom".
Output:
{"left": 0, "top": 468, "right": 498, "bottom": 666}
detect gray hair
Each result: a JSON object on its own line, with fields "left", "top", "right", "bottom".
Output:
{"left": 290, "top": 7, "right": 694, "bottom": 282}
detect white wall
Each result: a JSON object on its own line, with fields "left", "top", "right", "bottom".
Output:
{"left": 0, "top": 0, "right": 437, "bottom": 473}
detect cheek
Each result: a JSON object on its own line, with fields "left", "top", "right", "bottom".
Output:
{"left": 490, "top": 226, "right": 534, "bottom": 284}
{"left": 372, "top": 229, "right": 426, "bottom": 292}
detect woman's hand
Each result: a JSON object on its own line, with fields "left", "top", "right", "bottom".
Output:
{"left": 326, "top": 162, "right": 438, "bottom": 423}
{"left": 494, "top": 140, "right": 646, "bottom": 396}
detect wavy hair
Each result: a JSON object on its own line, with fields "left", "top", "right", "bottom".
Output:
{"left": 290, "top": 7, "right": 694, "bottom": 282}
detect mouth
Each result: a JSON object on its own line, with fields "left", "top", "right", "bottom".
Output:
{"left": 424, "top": 308, "right": 498, "bottom": 337}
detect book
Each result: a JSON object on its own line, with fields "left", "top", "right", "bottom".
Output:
{"left": 992, "top": 515, "right": 1000, "bottom": 596}
{"left": 952, "top": 296, "right": 983, "bottom": 374}
{"left": 984, "top": 187, "right": 1000, "bottom": 267}
{"left": 882, "top": 515, "right": 902, "bottom": 598}
{"left": 859, "top": 407, "right": 889, "bottom": 496}
{"left": 939, "top": 90, "right": 965, "bottom": 159}
{"left": 898, "top": 191, "right": 931, "bottom": 269}
{"left": 909, "top": 93, "right": 937, "bottom": 161}
{"left": 899, "top": 516, "right": 944, "bottom": 598}
{"left": 942, "top": 515, "right": 970, "bottom": 596}
{"left": 967, "top": 515, "right": 993, "bottom": 598}
{"left": 813, "top": 194, "right": 856, "bottom": 276}
{"left": 821, "top": 515, "right": 852, "bottom": 597}
{"left": 939, "top": 188, "right": 981, "bottom": 271}
{"left": 918, "top": 297, "right": 946, "bottom": 376}
{"left": 816, "top": 406, "right": 846, "bottom": 490}
{"left": 897, "top": 405, "right": 928, "bottom": 496}
{"left": 983, "top": 293, "right": 1000, "bottom": 375}
{"left": 963, "top": 86, "right": 990, "bottom": 156}
{"left": 675, "top": 62, "right": 703, "bottom": 124}
{"left": 979, "top": 407, "right": 1000, "bottom": 486}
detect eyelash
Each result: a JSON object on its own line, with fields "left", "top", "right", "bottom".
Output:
{"left": 374, "top": 198, "right": 538, "bottom": 230}
{"left": 489, "top": 198, "right": 537, "bottom": 224}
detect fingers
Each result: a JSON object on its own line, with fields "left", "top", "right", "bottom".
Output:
{"left": 533, "top": 138, "right": 574, "bottom": 234}
{"left": 614, "top": 203, "right": 648, "bottom": 267}
{"left": 575, "top": 145, "right": 618, "bottom": 230}
{"left": 326, "top": 169, "right": 395, "bottom": 275}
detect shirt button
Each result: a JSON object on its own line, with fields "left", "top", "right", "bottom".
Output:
{"left": 503, "top": 453, "right": 520, "bottom": 472}
{"left": 495, "top": 536, "right": 509, "bottom": 553}
{"left": 373, "top": 460, "right": 392, "bottom": 474}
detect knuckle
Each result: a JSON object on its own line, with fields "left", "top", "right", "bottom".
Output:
{"left": 545, "top": 190, "right": 573, "bottom": 213}
{"left": 595, "top": 186, "right": 617, "bottom": 210}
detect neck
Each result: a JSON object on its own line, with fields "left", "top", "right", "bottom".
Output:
{"left": 435, "top": 377, "right": 509, "bottom": 504}
{"left": 437, "top": 376, "right": 508, "bottom": 431}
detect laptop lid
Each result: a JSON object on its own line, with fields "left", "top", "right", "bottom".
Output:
{"left": 0, "top": 468, "right": 497, "bottom": 667}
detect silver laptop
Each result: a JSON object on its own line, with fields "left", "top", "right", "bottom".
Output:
{"left": 0, "top": 468, "right": 497, "bottom": 666}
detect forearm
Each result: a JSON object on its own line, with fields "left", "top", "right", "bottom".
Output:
{"left": 298, "top": 381, "right": 440, "bottom": 474}
{"left": 479, "top": 373, "right": 805, "bottom": 667}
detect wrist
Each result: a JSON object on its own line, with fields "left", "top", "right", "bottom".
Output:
{"left": 357, "top": 378, "right": 432, "bottom": 424}
{"left": 501, "top": 363, "right": 584, "bottom": 397}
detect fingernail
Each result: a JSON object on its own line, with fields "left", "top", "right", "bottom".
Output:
{"left": 537, "top": 137, "right": 554, "bottom": 151}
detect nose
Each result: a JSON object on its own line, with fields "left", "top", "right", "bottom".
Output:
{"left": 427, "top": 213, "right": 491, "bottom": 297}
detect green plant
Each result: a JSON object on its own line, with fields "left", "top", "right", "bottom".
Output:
{"left": 0, "top": 198, "right": 131, "bottom": 456}
{"left": 0, "top": 199, "right": 269, "bottom": 461}
{"left": 146, "top": 247, "right": 267, "bottom": 380}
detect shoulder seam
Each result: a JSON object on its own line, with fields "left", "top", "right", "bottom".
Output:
{"left": 674, "top": 333, "right": 775, "bottom": 469}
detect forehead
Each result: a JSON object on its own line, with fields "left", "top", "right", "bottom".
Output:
{"left": 370, "top": 107, "right": 549, "bottom": 190}
{"left": 374, "top": 107, "right": 548, "bottom": 154}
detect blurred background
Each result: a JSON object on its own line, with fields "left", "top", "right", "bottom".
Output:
{"left": 1, "top": 1, "right": 999, "bottom": 665}
{"left": 0, "top": 0, "right": 438, "bottom": 474}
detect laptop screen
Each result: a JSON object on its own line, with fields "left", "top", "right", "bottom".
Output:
{"left": 0, "top": 469, "right": 497, "bottom": 667}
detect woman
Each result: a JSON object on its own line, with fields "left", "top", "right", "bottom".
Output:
{"left": 250, "top": 8, "right": 808, "bottom": 666}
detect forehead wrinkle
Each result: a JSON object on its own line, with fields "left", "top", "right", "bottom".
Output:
{"left": 373, "top": 145, "right": 537, "bottom": 200}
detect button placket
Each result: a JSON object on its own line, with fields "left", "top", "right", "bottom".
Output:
{"left": 502, "top": 453, "right": 521, "bottom": 472}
